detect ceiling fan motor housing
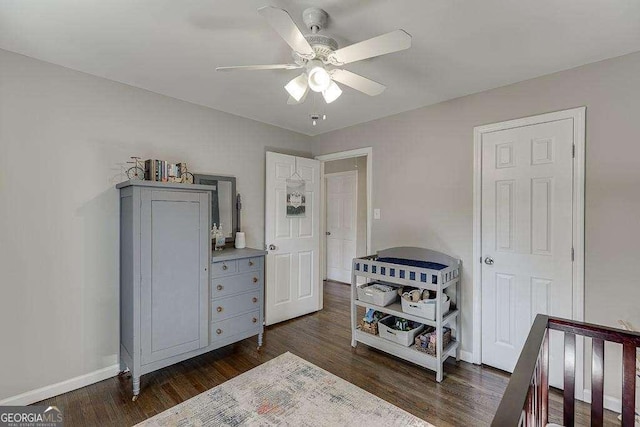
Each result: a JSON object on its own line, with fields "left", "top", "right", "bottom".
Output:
{"left": 293, "top": 34, "right": 338, "bottom": 64}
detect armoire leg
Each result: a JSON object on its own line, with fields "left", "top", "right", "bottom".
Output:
{"left": 132, "top": 376, "right": 140, "bottom": 401}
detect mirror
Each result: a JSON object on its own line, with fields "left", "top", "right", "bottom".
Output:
{"left": 193, "top": 174, "right": 237, "bottom": 242}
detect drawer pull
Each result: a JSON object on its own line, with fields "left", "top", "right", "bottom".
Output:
{"left": 252, "top": 297, "right": 258, "bottom": 303}
{"left": 252, "top": 318, "right": 257, "bottom": 323}
{"left": 253, "top": 277, "right": 258, "bottom": 283}
{"left": 222, "top": 264, "right": 228, "bottom": 271}
{"left": 216, "top": 306, "right": 223, "bottom": 313}
{"left": 249, "top": 261, "right": 254, "bottom": 266}
{"left": 217, "top": 284, "right": 224, "bottom": 291}
{"left": 216, "top": 329, "right": 223, "bottom": 335}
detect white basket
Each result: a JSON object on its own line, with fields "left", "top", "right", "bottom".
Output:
{"left": 378, "top": 315, "right": 425, "bottom": 347}
{"left": 401, "top": 294, "right": 451, "bottom": 321}
{"left": 357, "top": 283, "right": 397, "bottom": 307}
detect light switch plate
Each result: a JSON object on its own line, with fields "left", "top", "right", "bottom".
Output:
{"left": 373, "top": 208, "right": 381, "bottom": 220}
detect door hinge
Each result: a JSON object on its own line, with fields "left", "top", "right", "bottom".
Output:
{"left": 572, "top": 144, "right": 575, "bottom": 158}
{"left": 571, "top": 247, "right": 575, "bottom": 262}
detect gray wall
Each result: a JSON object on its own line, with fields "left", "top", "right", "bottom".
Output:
{"left": 312, "top": 52, "right": 640, "bottom": 400}
{"left": 323, "top": 156, "right": 368, "bottom": 258}
{"left": 2, "top": 44, "right": 639, "bottom": 404}
{"left": 0, "top": 49, "right": 310, "bottom": 401}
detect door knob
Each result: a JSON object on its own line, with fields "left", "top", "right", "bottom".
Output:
{"left": 268, "top": 244, "right": 276, "bottom": 251}
{"left": 484, "top": 257, "right": 494, "bottom": 265}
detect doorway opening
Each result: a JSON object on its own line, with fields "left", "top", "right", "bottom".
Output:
{"left": 316, "top": 148, "right": 372, "bottom": 288}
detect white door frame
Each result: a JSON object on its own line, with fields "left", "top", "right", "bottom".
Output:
{"left": 472, "top": 107, "right": 586, "bottom": 395}
{"left": 324, "top": 170, "right": 359, "bottom": 283}
{"left": 316, "top": 147, "right": 373, "bottom": 286}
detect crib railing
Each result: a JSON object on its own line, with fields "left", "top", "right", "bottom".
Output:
{"left": 492, "top": 314, "right": 640, "bottom": 427}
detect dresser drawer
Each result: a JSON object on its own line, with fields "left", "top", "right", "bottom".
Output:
{"left": 238, "top": 257, "right": 262, "bottom": 273}
{"left": 210, "top": 291, "right": 261, "bottom": 322}
{"left": 211, "top": 272, "right": 262, "bottom": 298}
{"left": 211, "top": 310, "right": 260, "bottom": 341}
{"left": 211, "top": 260, "right": 237, "bottom": 277}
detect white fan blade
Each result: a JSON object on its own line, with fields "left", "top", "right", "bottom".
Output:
{"left": 216, "top": 64, "right": 302, "bottom": 72}
{"left": 330, "top": 69, "right": 386, "bottom": 96}
{"left": 328, "top": 29, "right": 411, "bottom": 65}
{"left": 258, "top": 6, "right": 315, "bottom": 58}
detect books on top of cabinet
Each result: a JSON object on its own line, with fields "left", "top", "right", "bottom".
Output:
{"left": 144, "top": 159, "right": 191, "bottom": 183}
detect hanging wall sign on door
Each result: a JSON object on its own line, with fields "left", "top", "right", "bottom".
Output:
{"left": 286, "top": 179, "right": 306, "bottom": 218}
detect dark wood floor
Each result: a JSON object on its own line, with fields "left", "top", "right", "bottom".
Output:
{"left": 37, "top": 281, "right": 618, "bottom": 426}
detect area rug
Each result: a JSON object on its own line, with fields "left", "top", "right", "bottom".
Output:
{"left": 137, "top": 352, "right": 432, "bottom": 426}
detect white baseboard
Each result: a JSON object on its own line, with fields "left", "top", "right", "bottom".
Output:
{"left": 582, "top": 388, "right": 622, "bottom": 414}
{"left": 460, "top": 350, "right": 474, "bottom": 363}
{"left": 0, "top": 364, "right": 119, "bottom": 406}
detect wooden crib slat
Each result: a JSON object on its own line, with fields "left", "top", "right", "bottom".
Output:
{"left": 591, "top": 338, "right": 604, "bottom": 427}
{"left": 563, "top": 332, "right": 576, "bottom": 427}
{"left": 622, "top": 342, "right": 637, "bottom": 427}
{"left": 525, "top": 384, "right": 533, "bottom": 427}
{"left": 540, "top": 329, "right": 549, "bottom": 426}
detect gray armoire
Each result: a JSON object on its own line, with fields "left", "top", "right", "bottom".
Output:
{"left": 117, "top": 180, "right": 265, "bottom": 400}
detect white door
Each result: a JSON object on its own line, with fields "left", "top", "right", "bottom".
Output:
{"left": 325, "top": 171, "right": 358, "bottom": 283}
{"left": 265, "top": 152, "right": 321, "bottom": 325}
{"left": 481, "top": 118, "right": 574, "bottom": 388}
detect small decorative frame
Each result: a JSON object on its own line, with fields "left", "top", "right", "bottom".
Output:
{"left": 286, "top": 178, "right": 306, "bottom": 218}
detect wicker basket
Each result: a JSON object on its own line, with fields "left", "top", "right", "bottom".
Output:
{"left": 414, "top": 327, "right": 452, "bottom": 355}
{"left": 358, "top": 320, "right": 379, "bottom": 335}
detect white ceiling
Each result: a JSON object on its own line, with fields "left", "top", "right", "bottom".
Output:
{"left": 1, "top": 1, "right": 639, "bottom": 136}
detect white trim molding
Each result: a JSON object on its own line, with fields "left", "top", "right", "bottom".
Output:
{"left": 472, "top": 107, "right": 586, "bottom": 392}
{"left": 0, "top": 364, "right": 120, "bottom": 406}
{"left": 459, "top": 350, "right": 474, "bottom": 364}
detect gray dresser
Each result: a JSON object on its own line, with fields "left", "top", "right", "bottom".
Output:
{"left": 117, "top": 180, "right": 265, "bottom": 400}
{"left": 210, "top": 249, "right": 265, "bottom": 348}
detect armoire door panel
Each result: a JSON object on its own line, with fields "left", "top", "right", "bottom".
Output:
{"left": 140, "top": 189, "right": 209, "bottom": 365}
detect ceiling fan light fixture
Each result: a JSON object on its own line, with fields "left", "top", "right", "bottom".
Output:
{"left": 219, "top": 7, "right": 412, "bottom": 106}
{"left": 307, "top": 61, "right": 331, "bottom": 92}
{"left": 285, "top": 73, "right": 309, "bottom": 102}
{"left": 322, "top": 81, "right": 342, "bottom": 104}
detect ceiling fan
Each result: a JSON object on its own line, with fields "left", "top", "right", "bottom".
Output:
{"left": 216, "top": 6, "right": 412, "bottom": 105}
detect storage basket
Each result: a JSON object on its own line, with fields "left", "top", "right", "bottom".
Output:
{"left": 414, "top": 327, "right": 452, "bottom": 355}
{"left": 357, "top": 283, "right": 398, "bottom": 307}
{"left": 378, "top": 315, "right": 425, "bottom": 347}
{"left": 401, "top": 294, "right": 450, "bottom": 321}
{"left": 358, "top": 320, "right": 379, "bottom": 335}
